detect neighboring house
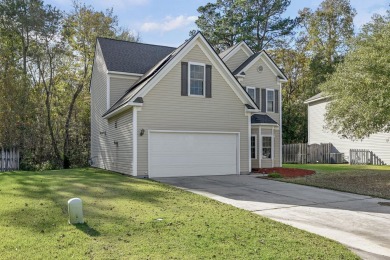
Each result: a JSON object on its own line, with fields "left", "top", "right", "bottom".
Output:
{"left": 305, "top": 93, "right": 390, "bottom": 164}
{"left": 90, "top": 32, "right": 287, "bottom": 178}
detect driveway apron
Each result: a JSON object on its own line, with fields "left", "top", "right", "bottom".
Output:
{"left": 155, "top": 175, "right": 390, "bottom": 260}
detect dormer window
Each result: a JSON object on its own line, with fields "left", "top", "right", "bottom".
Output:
{"left": 246, "top": 86, "right": 256, "bottom": 101}
{"left": 189, "top": 62, "right": 205, "bottom": 96}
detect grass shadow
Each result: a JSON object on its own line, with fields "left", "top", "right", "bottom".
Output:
{"left": 75, "top": 222, "right": 101, "bottom": 237}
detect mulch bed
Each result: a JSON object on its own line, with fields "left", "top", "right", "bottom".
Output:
{"left": 252, "top": 167, "right": 315, "bottom": 178}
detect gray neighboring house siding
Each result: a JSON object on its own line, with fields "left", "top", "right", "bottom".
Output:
{"left": 137, "top": 43, "right": 250, "bottom": 176}
{"left": 90, "top": 42, "right": 134, "bottom": 174}
{"left": 308, "top": 98, "right": 390, "bottom": 165}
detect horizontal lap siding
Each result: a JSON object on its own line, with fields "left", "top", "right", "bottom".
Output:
{"left": 107, "top": 109, "right": 133, "bottom": 175}
{"left": 137, "top": 43, "right": 249, "bottom": 176}
{"left": 308, "top": 100, "right": 390, "bottom": 164}
{"left": 110, "top": 77, "right": 138, "bottom": 106}
{"left": 225, "top": 49, "right": 249, "bottom": 72}
{"left": 243, "top": 57, "right": 281, "bottom": 167}
{"left": 91, "top": 42, "right": 110, "bottom": 170}
{"left": 91, "top": 43, "right": 134, "bottom": 175}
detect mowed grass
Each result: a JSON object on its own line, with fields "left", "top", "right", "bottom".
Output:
{"left": 283, "top": 164, "right": 390, "bottom": 199}
{"left": 0, "top": 168, "right": 357, "bottom": 259}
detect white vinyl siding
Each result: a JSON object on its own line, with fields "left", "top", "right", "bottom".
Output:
{"left": 308, "top": 99, "right": 390, "bottom": 164}
{"left": 224, "top": 48, "right": 250, "bottom": 72}
{"left": 137, "top": 42, "right": 249, "bottom": 177}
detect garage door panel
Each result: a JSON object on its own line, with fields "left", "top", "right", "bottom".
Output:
{"left": 149, "top": 132, "right": 238, "bottom": 178}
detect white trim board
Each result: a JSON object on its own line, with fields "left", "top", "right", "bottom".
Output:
{"left": 132, "top": 107, "right": 138, "bottom": 176}
{"left": 107, "top": 71, "right": 143, "bottom": 77}
{"left": 222, "top": 41, "right": 254, "bottom": 61}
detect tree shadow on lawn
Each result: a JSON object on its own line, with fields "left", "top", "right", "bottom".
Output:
{"left": 0, "top": 168, "right": 180, "bottom": 233}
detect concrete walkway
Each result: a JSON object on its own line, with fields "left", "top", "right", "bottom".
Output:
{"left": 155, "top": 175, "right": 390, "bottom": 260}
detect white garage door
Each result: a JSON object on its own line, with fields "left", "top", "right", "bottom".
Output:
{"left": 149, "top": 131, "right": 239, "bottom": 178}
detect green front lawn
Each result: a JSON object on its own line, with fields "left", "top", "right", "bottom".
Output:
{"left": 283, "top": 164, "right": 390, "bottom": 199}
{"left": 0, "top": 168, "right": 357, "bottom": 259}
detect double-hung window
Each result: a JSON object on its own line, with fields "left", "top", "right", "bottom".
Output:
{"left": 246, "top": 87, "right": 256, "bottom": 101}
{"left": 262, "top": 136, "right": 272, "bottom": 159}
{"left": 189, "top": 62, "right": 205, "bottom": 96}
{"left": 267, "top": 89, "right": 274, "bottom": 112}
{"left": 251, "top": 135, "right": 257, "bottom": 159}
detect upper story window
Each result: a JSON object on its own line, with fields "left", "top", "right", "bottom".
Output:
{"left": 267, "top": 89, "right": 274, "bottom": 112}
{"left": 189, "top": 62, "right": 205, "bottom": 96}
{"left": 246, "top": 87, "right": 256, "bottom": 101}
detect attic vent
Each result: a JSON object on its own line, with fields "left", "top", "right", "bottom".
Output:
{"left": 257, "top": 65, "right": 263, "bottom": 73}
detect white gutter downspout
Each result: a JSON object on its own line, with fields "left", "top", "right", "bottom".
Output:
{"left": 248, "top": 113, "right": 251, "bottom": 173}
{"left": 132, "top": 107, "right": 139, "bottom": 176}
{"left": 279, "top": 82, "right": 283, "bottom": 167}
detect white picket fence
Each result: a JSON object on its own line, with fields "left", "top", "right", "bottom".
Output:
{"left": 0, "top": 147, "right": 20, "bottom": 171}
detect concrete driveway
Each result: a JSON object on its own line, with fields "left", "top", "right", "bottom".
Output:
{"left": 155, "top": 175, "right": 390, "bottom": 260}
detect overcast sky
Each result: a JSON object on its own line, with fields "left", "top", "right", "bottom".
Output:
{"left": 46, "top": 0, "right": 389, "bottom": 47}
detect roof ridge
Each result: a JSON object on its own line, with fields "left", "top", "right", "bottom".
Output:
{"left": 97, "top": 37, "right": 176, "bottom": 49}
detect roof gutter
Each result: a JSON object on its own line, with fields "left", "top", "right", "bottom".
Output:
{"left": 107, "top": 71, "right": 143, "bottom": 77}
{"left": 102, "top": 102, "right": 143, "bottom": 119}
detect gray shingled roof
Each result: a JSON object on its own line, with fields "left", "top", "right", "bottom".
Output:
{"left": 102, "top": 36, "right": 195, "bottom": 117}
{"left": 251, "top": 114, "right": 278, "bottom": 124}
{"left": 97, "top": 38, "right": 176, "bottom": 74}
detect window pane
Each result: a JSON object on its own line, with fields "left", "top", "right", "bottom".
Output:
{"left": 190, "top": 79, "right": 203, "bottom": 95}
{"left": 267, "top": 101, "right": 274, "bottom": 111}
{"left": 267, "top": 90, "right": 274, "bottom": 100}
{"left": 267, "top": 90, "right": 274, "bottom": 112}
{"left": 190, "top": 64, "right": 204, "bottom": 95}
{"left": 247, "top": 88, "right": 255, "bottom": 100}
{"left": 251, "top": 136, "right": 256, "bottom": 159}
{"left": 262, "top": 136, "right": 272, "bottom": 159}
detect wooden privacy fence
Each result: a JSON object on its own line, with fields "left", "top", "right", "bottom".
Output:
{"left": 350, "top": 149, "right": 386, "bottom": 165}
{"left": 0, "top": 147, "right": 20, "bottom": 171}
{"left": 283, "top": 143, "right": 344, "bottom": 164}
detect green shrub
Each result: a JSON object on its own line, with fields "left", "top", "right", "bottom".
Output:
{"left": 268, "top": 172, "right": 283, "bottom": 178}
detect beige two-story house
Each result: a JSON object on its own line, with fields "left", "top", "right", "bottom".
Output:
{"left": 90, "top": 32, "right": 287, "bottom": 178}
